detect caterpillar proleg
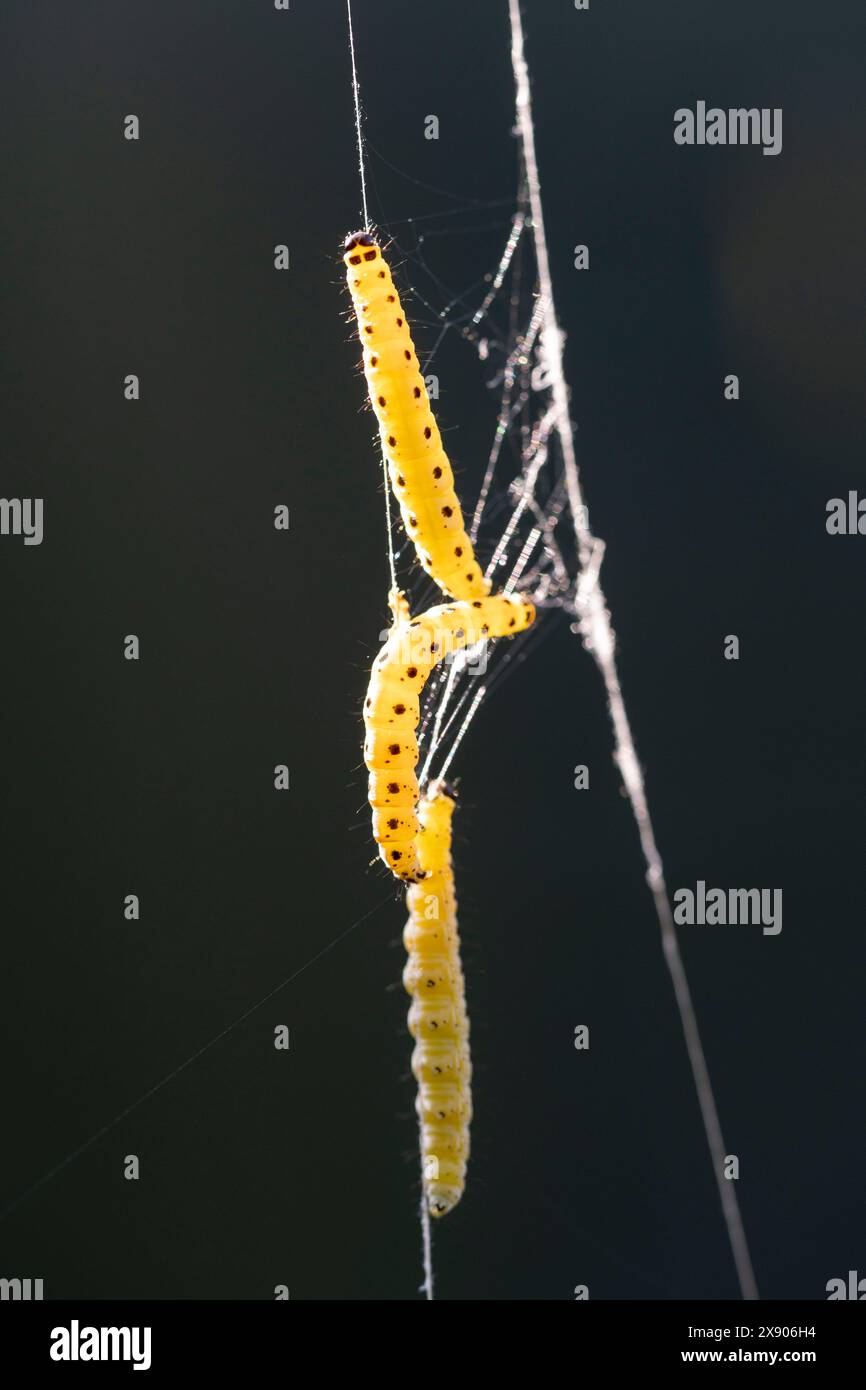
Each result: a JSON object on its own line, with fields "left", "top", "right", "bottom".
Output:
{"left": 344, "top": 232, "right": 490, "bottom": 602}
{"left": 404, "top": 783, "right": 471, "bottom": 1217}
{"left": 363, "top": 589, "right": 535, "bottom": 881}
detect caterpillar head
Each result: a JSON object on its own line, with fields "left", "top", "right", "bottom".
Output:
{"left": 427, "top": 1184, "right": 463, "bottom": 1219}
{"left": 344, "top": 230, "right": 376, "bottom": 251}
{"left": 425, "top": 776, "right": 458, "bottom": 804}
{"left": 344, "top": 230, "right": 381, "bottom": 267}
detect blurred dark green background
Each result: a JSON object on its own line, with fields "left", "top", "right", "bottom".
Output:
{"left": 1, "top": 0, "right": 864, "bottom": 1299}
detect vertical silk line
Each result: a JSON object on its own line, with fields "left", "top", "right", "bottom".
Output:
{"left": 420, "top": 1187, "right": 434, "bottom": 1300}
{"left": 437, "top": 686, "right": 486, "bottom": 785}
{"left": 346, "top": 0, "right": 370, "bottom": 232}
{"left": 507, "top": 0, "right": 759, "bottom": 1302}
{"left": 345, "top": 11, "right": 397, "bottom": 591}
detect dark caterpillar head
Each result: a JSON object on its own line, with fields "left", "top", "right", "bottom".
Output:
{"left": 344, "top": 230, "right": 376, "bottom": 250}
{"left": 344, "top": 231, "right": 380, "bottom": 266}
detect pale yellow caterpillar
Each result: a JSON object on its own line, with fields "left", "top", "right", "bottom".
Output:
{"left": 344, "top": 231, "right": 490, "bottom": 602}
{"left": 404, "top": 784, "right": 471, "bottom": 1217}
{"left": 363, "top": 589, "right": 535, "bottom": 882}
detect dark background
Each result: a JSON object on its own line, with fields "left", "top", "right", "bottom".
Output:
{"left": 1, "top": 0, "right": 864, "bottom": 1300}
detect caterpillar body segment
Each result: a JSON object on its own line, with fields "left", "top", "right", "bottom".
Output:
{"left": 403, "top": 785, "right": 471, "bottom": 1217}
{"left": 363, "top": 589, "right": 535, "bottom": 882}
{"left": 344, "top": 232, "right": 490, "bottom": 602}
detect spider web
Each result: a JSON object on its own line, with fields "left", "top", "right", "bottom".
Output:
{"left": 371, "top": 196, "right": 580, "bottom": 791}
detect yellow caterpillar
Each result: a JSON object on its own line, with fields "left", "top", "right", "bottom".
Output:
{"left": 404, "top": 784, "right": 471, "bottom": 1217}
{"left": 344, "top": 231, "right": 490, "bottom": 602}
{"left": 364, "top": 589, "right": 535, "bottom": 882}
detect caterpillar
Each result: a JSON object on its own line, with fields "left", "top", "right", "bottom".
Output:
{"left": 364, "top": 588, "right": 535, "bottom": 882}
{"left": 344, "top": 231, "right": 490, "bottom": 602}
{"left": 404, "top": 783, "right": 471, "bottom": 1218}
